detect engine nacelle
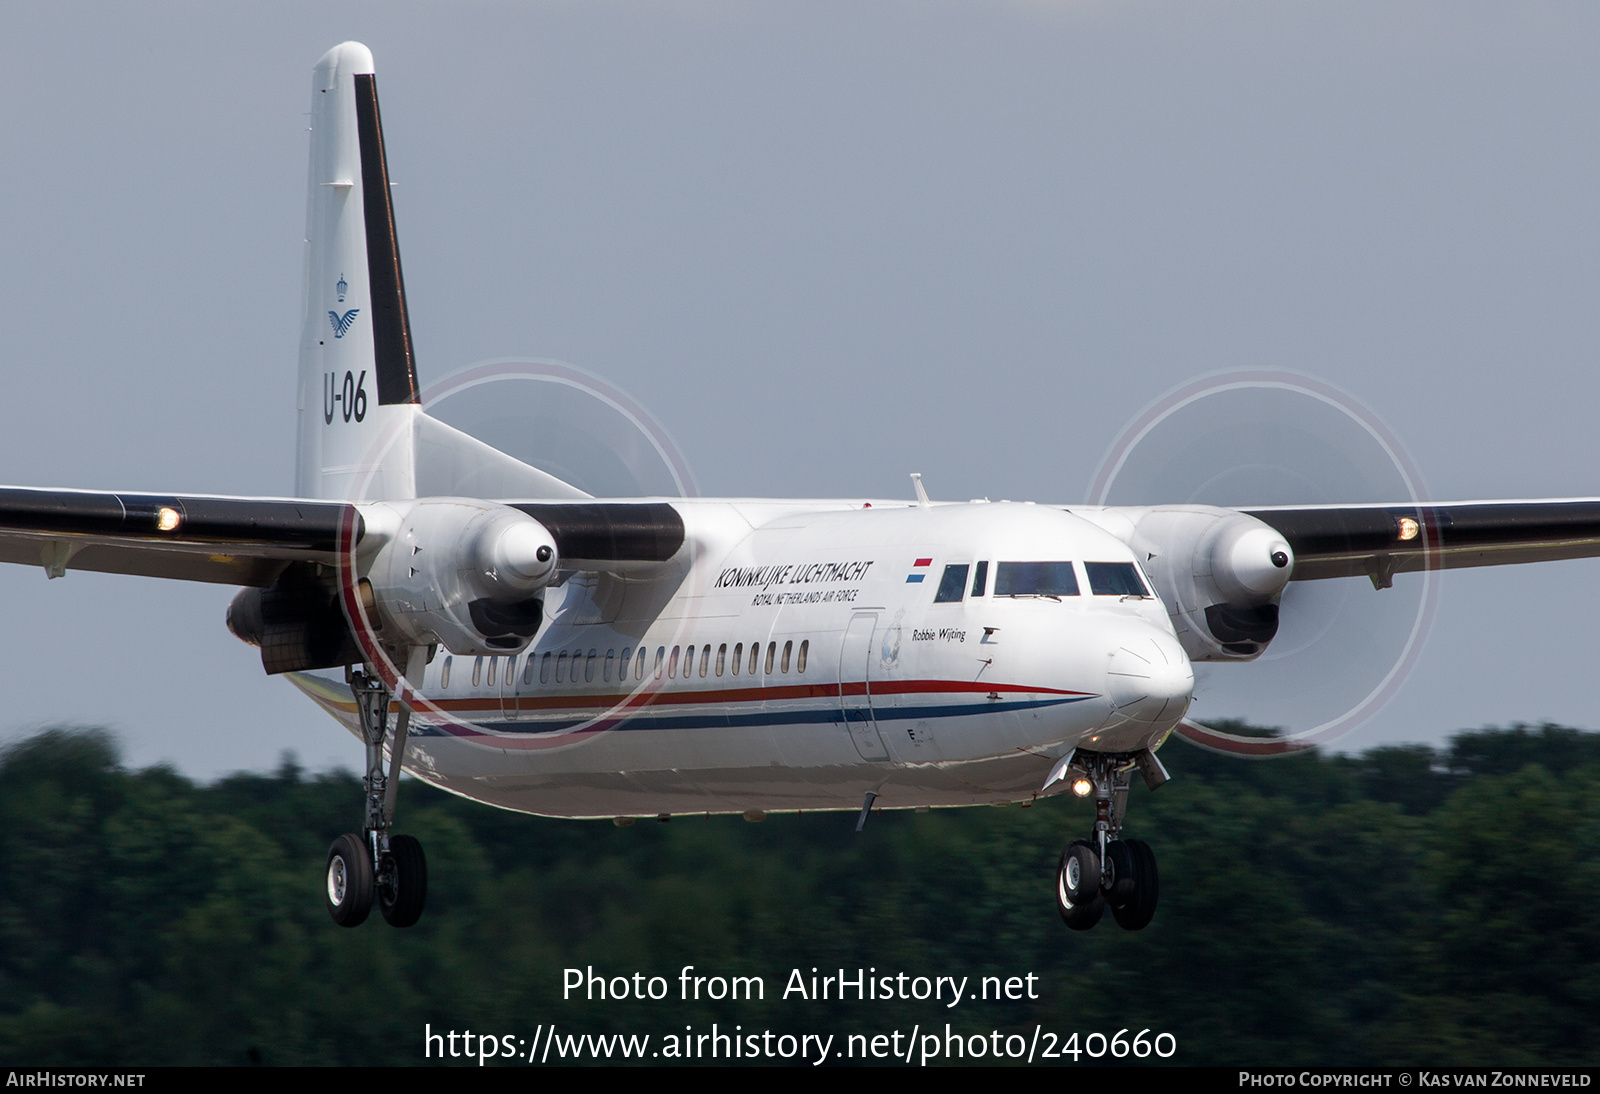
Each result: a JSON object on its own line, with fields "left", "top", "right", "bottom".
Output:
{"left": 227, "top": 562, "right": 363, "bottom": 675}
{"left": 363, "top": 498, "right": 560, "bottom": 656}
{"left": 1092, "top": 506, "right": 1294, "bottom": 662}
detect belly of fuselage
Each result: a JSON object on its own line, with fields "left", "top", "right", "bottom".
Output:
{"left": 291, "top": 668, "right": 1113, "bottom": 817}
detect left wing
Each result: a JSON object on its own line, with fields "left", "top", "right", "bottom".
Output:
{"left": 0, "top": 486, "right": 357, "bottom": 586}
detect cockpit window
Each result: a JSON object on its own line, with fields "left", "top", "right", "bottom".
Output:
{"left": 994, "top": 562, "right": 1080, "bottom": 597}
{"left": 934, "top": 564, "right": 969, "bottom": 603}
{"left": 1086, "top": 561, "right": 1150, "bottom": 597}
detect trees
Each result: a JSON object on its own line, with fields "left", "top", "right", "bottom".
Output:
{"left": 0, "top": 724, "right": 1595, "bottom": 1065}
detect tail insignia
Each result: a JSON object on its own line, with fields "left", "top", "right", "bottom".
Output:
{"left": 328, "top": 309, "right": 361, "bottom": 339}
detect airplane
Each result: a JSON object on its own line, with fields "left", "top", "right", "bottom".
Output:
{"left": 5, "top": 41, "right": 1600, "bottom": 933}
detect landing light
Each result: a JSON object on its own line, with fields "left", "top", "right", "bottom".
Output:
{"left": 1397, "top": 516, "right": 1420, "bottom": 541}
{"left": 156, "top": 507, "right": 181, "bottom": 532}
{"left": 1071, "top": 778, "right": 1093, "bottom": 798}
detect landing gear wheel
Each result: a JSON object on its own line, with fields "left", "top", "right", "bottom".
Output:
{"left": 1056, "top": 842, "right": 1105, "bottom": 931}
{"left": 1060, "top": 890, "right": 1105, "bottom": 931}
{"left": 1109, "top": 838, "right": 1158, "bottom": 931}
{"left": 1060, "top": 840, "right": 1101, "bottom": 903}
{"left": 326, "top": 833, "right": 373, "bottom": 928}
{"left": 378, "top": 834, "right": 428, "bottom": 928}
{"left": 1104, "top": 839, "right": 1137, "bottom": 909}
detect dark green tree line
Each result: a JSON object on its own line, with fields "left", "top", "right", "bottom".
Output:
{"left": 1, "top": 724, "right": 1596, "bottom": 1066}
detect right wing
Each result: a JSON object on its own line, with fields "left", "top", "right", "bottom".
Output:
{"left": 1243, "top": 499, "right": 1600, "bottom": 585}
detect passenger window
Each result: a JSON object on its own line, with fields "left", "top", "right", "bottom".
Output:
{"left": 472, "top": 656, "right": 483, "bottom": 688}
{"left": 585, "top": 649, "right": 597, "bottom": 683}
{"left": 604, "top": 649, "right": 615, "bottom": 682}
{"left": 556, "top": 651, "right": 568, "bottom": 683}
{"left": 655, "top": 647, "right": 665, "bottom": 679}
{"left": 732, "top": 643, "right": 743, "bottom": 675}
{"left": 971, "top": 560, "right": 988, "bottom": 597}
{"left": 538, "top": 652, "right": 550, "bottom": 684}
{"left": 765, "top": 641, "right": 776, "bottom": 674}
{"left": 749, "top": 643, "right": 760, "bottom": 675}
{"left": 441, "top": 656, "right": 453, "bottom": 690}
{"left": 699, "top": 646, "right": 710, "bottom": 677}
{"left": 781, "top": 640, "right": 792, "bottom": 673}
{"left": 486, "top": 657, "right": 496, "bottom": 688}
{"left": 637, "top": 651, "right": 646, "bottom": 681}
{"left": 934, "top": 564, "right": 970, "bottom": 603}
{"left": 716, "top": 643, "right": 727, "bottom": 676}
{"left": 619, "top": 647, "right": 632, "bottom": 679}
{"left": 798, "top": 639, "right": 809, "bottom": 673}
{"left": 669, "top": 646, "right": 681, "bottom": 679}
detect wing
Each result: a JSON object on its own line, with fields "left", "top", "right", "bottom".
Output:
{"left": 1244, "top": 499, "right": 1600, "bottom": 585}
{"left": 0, "top": 486, "right": 356, "bottom": 586}
{"left": 0, "top": 485, "right": 685, "bottom": 587}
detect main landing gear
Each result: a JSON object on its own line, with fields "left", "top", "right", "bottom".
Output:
{"left": 326, "top": 664, "right": 428, "bottom": 929}
{"left": 1055, "top": 750, "right": 1162, "bottom": 932}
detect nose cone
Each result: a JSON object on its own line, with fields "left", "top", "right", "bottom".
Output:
{"left": 1105, "top": 629, "right": 1194, "bottom": 726}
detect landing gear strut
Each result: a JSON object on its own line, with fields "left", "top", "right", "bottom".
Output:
{"left": 1054, "top": 750, "right": 1161, "bottom": 932}
{"left": 326, "top": 661, "right": 428, "bottom": 928}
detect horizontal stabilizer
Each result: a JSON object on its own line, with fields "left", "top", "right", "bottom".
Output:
{"left": 412, "top": 412, "right": 589, "bottom": 501}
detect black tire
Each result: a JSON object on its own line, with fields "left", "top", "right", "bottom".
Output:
{"left": 1104, "top": 839, "right": 1137, "bottom": 909}
{"left": 326, "top": 833, "right": 373, "bottom": 927}
{"left": 1062, "top": 891, "right": 1105, "bottom": 931}
{"left": 1110, "top": 839, "right": 1159, "bottom": 931}
{"left": 379, "top": 834, "right": 428, "bottom": 928}
{"left": 1060, "top": 840, "right": 1101, "bottom": 902}
{"left": 1055, "top": 841, "right": 1104, "bottom": 931}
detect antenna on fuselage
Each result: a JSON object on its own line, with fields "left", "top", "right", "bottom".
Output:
{"left": 910, "top": 473, "right": 931, "bottom": 508}
{"left": 855, "top": 791, "right": 879, "bottom": 832}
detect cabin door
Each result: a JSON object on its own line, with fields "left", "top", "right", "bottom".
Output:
{"left": 840, "top": 612, "right": 891, "bottom": 762}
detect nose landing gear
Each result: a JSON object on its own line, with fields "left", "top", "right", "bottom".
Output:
{"left": 1104, "top": 837, "right": 1158, "bottom": 930}
{"left": 325, "top": 662, "right": 429, "bottom": 929}
{"left": 1056, "top": 840, "right": 1106, "bottom": 931}
{"left": 1053, "top": 750, "right": 1163, "bottom": 932}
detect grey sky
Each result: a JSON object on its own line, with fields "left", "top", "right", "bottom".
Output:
{"left": 0, "top": 3, "right": 1595, "bottom": 777}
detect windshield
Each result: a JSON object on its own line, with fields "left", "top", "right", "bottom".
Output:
{"left": 994, "top": 562, "right": 1080, "bottom": 597}
{"left": 1085, "top": 561, "right": 1150, "bottom": 597}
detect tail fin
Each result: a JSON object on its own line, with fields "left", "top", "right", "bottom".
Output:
{"left": 296, "top": 42, "right": 421, "bottom": 501}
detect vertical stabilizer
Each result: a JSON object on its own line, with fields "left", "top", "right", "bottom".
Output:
{"left": 296, "top": 42, "right": 421, "bottom": 501}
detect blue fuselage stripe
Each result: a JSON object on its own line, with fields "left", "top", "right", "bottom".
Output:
{"left": 411, "top": 694, "right": 1092, "bottom": 737}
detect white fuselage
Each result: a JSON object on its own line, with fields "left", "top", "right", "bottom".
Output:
{"left": 291, "top": 499, "right": 1194, "bottom": 818}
